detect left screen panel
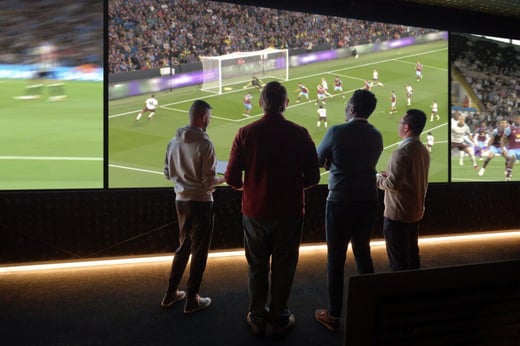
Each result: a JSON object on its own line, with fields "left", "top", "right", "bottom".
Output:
{"left": 0, "top": 0, "right": 104, "bottom": 190}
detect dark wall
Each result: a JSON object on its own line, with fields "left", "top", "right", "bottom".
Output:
{"left": 1, "top": 183, "right": 519, "bottom": 264}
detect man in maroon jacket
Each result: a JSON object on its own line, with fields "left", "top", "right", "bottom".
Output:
{"left": 225, "top": 81, "right": 320, "bottom": 336}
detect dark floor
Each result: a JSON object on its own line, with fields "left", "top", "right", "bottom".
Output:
{"left": 1, "top": 231, "right": 520, "bottom": 346}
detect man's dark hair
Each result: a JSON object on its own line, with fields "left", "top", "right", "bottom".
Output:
{"left": 189, "top": 99, "right": 212, "bottom": 121}
{"left": 349, "top": 89, "right": 377, "bottom": 118}
{"left": 403, "top": 109, "right": 427, "bottom": 136}
{"left": 260, "top": 81, "right": 288, "bottom": 113}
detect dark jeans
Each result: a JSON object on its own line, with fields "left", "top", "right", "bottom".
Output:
{"left": 243, "top": 215, "right": 303, "bottom": 328}
{"left": 167, "top": 201, "right": 214, "bottom": 298}
{"left": 325, "top": 200, "right": 376, "bottom": 317}
{"left": 383, "top": 217, "right": 420, "bottom": 271}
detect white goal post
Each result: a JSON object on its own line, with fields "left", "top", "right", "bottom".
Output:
{"left": 200, "top": 48, "right": 289, "bottom": 94}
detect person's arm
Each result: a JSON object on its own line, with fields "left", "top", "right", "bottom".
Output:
{"left": 376, "top": 149, "right": 408, "bottom": 191}
{"left": 200, "top": 141, "right": 225, "bottom": 187}
{"left": 164, "top": 142, "right": 174, "bottom": 180}
{"left": 302, "top": 131, "right": 321, "bottom": 189}
{"left": 224, "top": 131, "right": 244, "bottom": 190}
{"left": 316, "top": 127, "right": 334, "bottom": 169}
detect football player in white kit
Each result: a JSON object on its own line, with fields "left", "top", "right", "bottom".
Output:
{"left": 136, "top": 94, "right": 159, "bottom": 120}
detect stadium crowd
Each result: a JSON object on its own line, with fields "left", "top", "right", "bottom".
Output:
{"left": 0, "top": 0, "right": 102, "bottom": 67}
{"left": 451, "top": 33, "right": 520, "bottom": 131}
{"left": 108, "top": 0, "right": 435, "bottom": 73}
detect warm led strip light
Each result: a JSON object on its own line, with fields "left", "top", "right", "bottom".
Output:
{"left": 1, "top": 230, "right": 518, "bottom": 273}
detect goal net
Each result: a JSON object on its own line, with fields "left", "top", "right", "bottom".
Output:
{"left": 200, "top": 48, "right": 289, "bottom": 94}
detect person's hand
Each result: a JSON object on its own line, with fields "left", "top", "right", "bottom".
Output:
{"left": 323, "top": 157, "right": 331, "bottom": 170}
{"left": 377, "top": 171, "right": 387, "bottom": 179}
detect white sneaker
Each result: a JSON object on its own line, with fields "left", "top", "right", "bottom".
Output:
{"left": 478, "top": 168, "right": 485, "bottom": 176}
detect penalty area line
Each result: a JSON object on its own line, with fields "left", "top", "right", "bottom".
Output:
{"left": 159, "top": 106, "right": 188, "bottom": 113}
{"left": 159, "top": 106, "right": 239, "bottom": 123}
{"left": 110, "top": 164, "right": 163, "bottom": 175}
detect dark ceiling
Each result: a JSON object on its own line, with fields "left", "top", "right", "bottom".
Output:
{"left": 226, "top": 0, "right": 520, "bottom": 38}
{"left": 401, "top": 0, "right": 520, "bottom": 19}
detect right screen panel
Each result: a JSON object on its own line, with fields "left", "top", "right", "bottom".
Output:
{"left": 450, "top": 32, "right": 520, "bottom": 182}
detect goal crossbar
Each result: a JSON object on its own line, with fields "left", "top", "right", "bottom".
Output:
{"left": 200, "top": 48, "right": 289, "bottom": 94}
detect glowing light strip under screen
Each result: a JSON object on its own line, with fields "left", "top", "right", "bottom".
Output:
{"left": 1, "top": 230, "right": 518, "bottom": 273}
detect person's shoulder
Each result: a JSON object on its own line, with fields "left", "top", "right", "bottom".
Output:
{"left": 281, "top": 117, "right": 304, "bottom": 128}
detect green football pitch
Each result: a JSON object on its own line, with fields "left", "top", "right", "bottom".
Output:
{"left": 451, "top": 152, "right": 520, "bottom": 183}
{"left": 109, "top": 40, "right": 449, "bottom": 188}
{"left": 0, "top": 80, "right": 103, "bottom": 190}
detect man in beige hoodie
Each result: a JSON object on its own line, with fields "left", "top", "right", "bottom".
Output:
{"left": 161, "top": 100, "right": 225, "bottom": 313}
{"left": 376, "top": 109, "right": 430, "bottom": 271}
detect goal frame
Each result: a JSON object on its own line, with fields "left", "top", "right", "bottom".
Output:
{"left": 200, "top": 48, "right": 289, "bottom": 94}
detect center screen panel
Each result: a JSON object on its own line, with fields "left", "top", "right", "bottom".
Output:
{"left": 108, "top": 0, "right": 449, "bottom": 188}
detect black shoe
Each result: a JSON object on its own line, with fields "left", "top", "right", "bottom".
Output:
{"left": 271, "top": 314, "right": 295, "bottom": 335}
{"left": 160, "top": 290, "right": 186, "bottom": 308}
{"left": 246, "top": 312, "right": 266, "bottom": 336}
{"left": 184, "top": 294, "right": 211, "bottom": 314}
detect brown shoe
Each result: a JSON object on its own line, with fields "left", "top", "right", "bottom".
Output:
{"left": 315, "top": 308, "right": 339, "bottom": 332}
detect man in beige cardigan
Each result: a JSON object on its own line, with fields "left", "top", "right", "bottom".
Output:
{"left": 376, "top": 109, "right": 430, "bottom": 271}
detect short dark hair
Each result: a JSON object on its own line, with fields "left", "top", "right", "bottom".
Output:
{"left": 260, "top": 81, "right": 287, "bottom": 113}
{"left": 403, "top": 109, "right": 427, "bottom": 136}
{"left": 189, "top": 100, "right": 212, "bottom": 121}
{"left": 349, "top": 89, "right": 377, "bottom": 118}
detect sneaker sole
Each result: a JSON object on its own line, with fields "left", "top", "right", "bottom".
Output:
{"left": 315, "top": 310, "right": 339, "bottom": 332}
{"left": 184, "top": 298, "right": 212, "bottom": 314}
{"left": 160, "top": 291, "right": 186, "bottom": 308}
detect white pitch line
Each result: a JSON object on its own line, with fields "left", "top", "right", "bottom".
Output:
{"left": 109, "top": 164, "right": 163, "bottom": 175}
{"left": 158, "top": 106, "right": 188, "bottom": 113}
{"left": 393, "top": 59, "right": 448, "bottom": 71}
{"left": 0, "top": 156, "right": 102, "bottom": 161}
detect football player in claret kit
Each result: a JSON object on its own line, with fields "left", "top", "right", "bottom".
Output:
{"left": 503, "top": 115, "right": 520, "bottom": 181}
{"left": 136, "top": 94, "right": 159, "bottom": 120}
{"left": 315, "top": 84, "right": 327, "bottom": 106}
{"left": 333, "top": 76, "right": 345, "bottom": 98}
{"left": 416, "top": 61, "right": 423, "bottom": 82}
{"left": 296, "top": 83, "right": 309, "bottom": 102}
{"left": 389, "top": 91, "right": 397, "bottom": 114}
{"left": 479, "top": 119, "right": 509, "bottom": 176}
{"left": 243, "top": 92, "right": 252, "bottom": 117}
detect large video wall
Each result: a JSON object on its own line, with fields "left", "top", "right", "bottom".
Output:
{"left": 1, "top": 0, "right": 519, "bottom": 191}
